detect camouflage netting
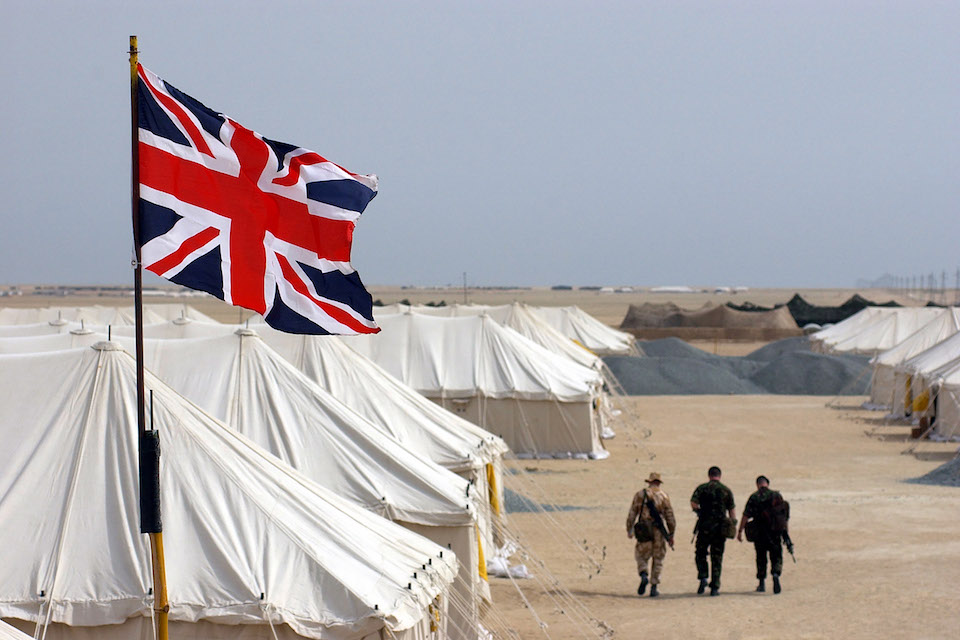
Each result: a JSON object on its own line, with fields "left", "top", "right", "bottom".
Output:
{"left": 726, "top": 294, "right": 903, "bottom": 327}
{"left": 620, "top": 302, "right": 798, "bottom": 330}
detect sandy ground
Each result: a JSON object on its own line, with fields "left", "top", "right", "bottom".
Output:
{"left": 489, "top": 396, "right": 960, "bottom": 639}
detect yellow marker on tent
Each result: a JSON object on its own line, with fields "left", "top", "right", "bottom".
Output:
{"left": 486, "top": 463, "right": 500, "bottom": 516}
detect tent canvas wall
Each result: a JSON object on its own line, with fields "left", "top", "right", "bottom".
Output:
{"left": 0, "top": 344, "right": 456, "bottom": 640}
{"left": 110, "top": 320, "right": 510, "bottom": 566}
{"left": 868, "top": 308, "right": 960, "bottom": 408}
{"left": 376, "top": 303, "right": 604, "bottom": 372}
{"left": 119, "top": 330, "right": 489, "bottom": 639}
{"left": 530, "top": 305, "right": 635, "bottom": 355}
{"left": 891, "top": 332, "right": 960, "bottom": 418}
{"left": 342, "top": 314, "right": 608, "bottom": 459}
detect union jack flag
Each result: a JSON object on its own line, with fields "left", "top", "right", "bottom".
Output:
{"left": 136, "top": 64, "right": 379, "bottom": 335}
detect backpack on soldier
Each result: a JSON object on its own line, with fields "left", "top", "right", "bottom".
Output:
{"left": 769, "top": 492, "right": 790, "bottom": 533}
{"left": 746, "top": 490, "right": 789, "bottom": 541}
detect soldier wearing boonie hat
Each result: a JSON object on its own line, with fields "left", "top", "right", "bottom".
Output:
{"left": 626, "top": 472, "right": 677, "bottom": 597}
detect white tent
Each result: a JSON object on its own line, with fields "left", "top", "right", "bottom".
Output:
{"left": 376, "top": 303, "right": 603, "bottom": 371}
{"left": 926, "top": 360, "right": 960, "bottom": 440}
{"left": 0, "top": 621, "right": 31, "bottom": 640}
{"left": 0, "top": 304, "right": 215, "bottom": 326}
{"left": 0, "top": 343, "right": 457, "bottom": 640}
{"left": 342, "top": 313, "right": 608, "bottom": 459}
{"left": 811, "top": 307, "right": 942, "bottom": 355}
{"left": 123, "top": 329, "right": 489, "bottom": 638}
{"left": 250, "top": 325, "right": 511, "bottom": 566}
{"left": 822, "top": 308, "right": 943, "bottom": 356}
{"left": 868, "top": 308, "right": 960, "bottom": 408}
{"left": 0, "top": 321, "right": 83, "bottom": 337}
{"left": 110, "top": 319, "right": 510, "bottom": 559}
{"left": 891, "top": 332, "right": 960, "bottom": 418}
{"left": 809, "top": 307, "right": 891, "bottom": 352}
{"left": 113, "top": 319, "right": 509, "bottom": 476}
{"left": 0, "top": 329, "right": 102, "bottom": 353}
{"left": 529, "top": 305, "right": 635, "bottom": 355}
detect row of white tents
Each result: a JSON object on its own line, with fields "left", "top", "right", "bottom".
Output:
{"left": 0, "top": 302, "right": 627, "bottom": 639}
{"left": 811, "top": 306, "right": 960, "bottom": 440}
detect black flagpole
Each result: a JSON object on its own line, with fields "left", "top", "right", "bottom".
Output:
{"left": 130, "top": 36, "right": 169, "bottom": 640}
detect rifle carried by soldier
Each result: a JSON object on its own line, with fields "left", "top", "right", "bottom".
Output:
{"left": 782, "top": 530, "right": 796, "bottom": 563}
{"left": 645, "top": 492, "right": 674, "bottom": 550}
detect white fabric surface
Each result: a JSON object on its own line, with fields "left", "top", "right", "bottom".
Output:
{"left": 869, "top": 309, "right": 960, "bottom": 406}
{"left": 529, "top": 305, "right": 634, "bottom": 355}
{"left": 376, "top": 303, "right": 603, "bottom": 371}
{"left": 0, "top": 621, "right": 31, "bottom": 640}
{"left": 0, "top": 344, "right": 457, "bottom": 638}
{"left": 115, "top": 330, "right": 477, "bottom": 528}
{"left": 340, "top": 314, "right": 603, "bottom": 402}
{"left": 110, "top": 319, "right": 508, "bottom": 474}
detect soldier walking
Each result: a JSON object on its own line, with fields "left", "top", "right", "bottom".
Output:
{"left": 738, "top": 475, "right": 788, "bottom": 594}
{"left": 690, "top": 466, "right": 735, "bottom": 596}
{"left": 626, "top": 472, "right": 676, "bottom": 597}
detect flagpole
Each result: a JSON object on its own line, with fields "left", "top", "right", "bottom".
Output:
{"left": 130, "top": 35, "right": 169, "bottom": 640}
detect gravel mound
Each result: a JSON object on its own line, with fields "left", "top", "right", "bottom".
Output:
{"left": 636, "top": 337, "right": 718, "bottom": 359}
{"left": 748, "top": 352, "right": 870, "bottom": 395}
{"left": 605, "top": 337, "right": 870, "bottom": 395}
{"left": 745, "top": 336, "right": 812, "bottom": 361}
{"left": 604, "top": 356, "right": 767, "bottom": 395}
{"left": 907, "top": 457, "right": 960, "bottom": 487}
{"left": 907, "top": 456, "right": 960, "bottom": 487}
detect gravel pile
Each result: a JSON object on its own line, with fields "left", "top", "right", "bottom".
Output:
{"left": 747, "top": 352, "right": 871, "bottom": 395}
{"left": 604, "top": 356, "right": 767, "bottom": 395}
{"left": 907, "top": 456, "right": 960, "bottom": 487}
{"left": 605, "top": 337, "right": 870, "bottom": 396}
{"left": 743, "top": 336, "right": 812, "bottom": 361}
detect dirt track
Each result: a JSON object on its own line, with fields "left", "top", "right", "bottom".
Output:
{"left": 491, "top": 396, "right": 960, "bottom": 639}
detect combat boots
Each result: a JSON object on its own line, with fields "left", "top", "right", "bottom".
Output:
{"left": 756, "top": 578, "right": 765, "bottom": 592}
{"left": 697, "top": 578, "right": 708, "bottom": 595}
{"left": 649, "top": 584, "right": 659, "bottom": 597}
{"left": 772, "top": 574, "right": 781, "bottom": 594}
{"left": 637, "top": 572, "right": 648, "bottom": 596}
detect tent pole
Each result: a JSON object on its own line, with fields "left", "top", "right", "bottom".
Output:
{"left": 130, "top": 36, "right": 169, "bottom": 640}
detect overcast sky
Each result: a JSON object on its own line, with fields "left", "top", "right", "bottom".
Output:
{"left": 2, "top": 1, "right": 958, "bottom": 288}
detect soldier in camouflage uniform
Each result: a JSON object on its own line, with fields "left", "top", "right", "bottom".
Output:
{"left": 738, "top": 475, "right": 785, "bottom": 594}
{"left": 690, "top": 466, "right": 735, "bottom": 596}
{"left": 626, "top": 472, "right": 676, "bottom": 597}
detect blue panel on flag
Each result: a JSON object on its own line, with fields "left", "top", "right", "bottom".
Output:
{"left": 263, "top": 137, "right": 300, "bottom": 172}
{"left": 265, "top": 288, "right": 332, "bottom": 335}
{"left": 138, "top": 84, "right": 190, "bottom": 147}
{"left": 297, "top": 261, "right": 375, "bottom": 322}
{"left": 306, "top": 179, "right": 377, "bottom": 214}
{"left": 139, "top": 200, "right": 182, "bottom": 245}
{"left": 160, "top": 81, "right": 227, "bottom": 142}
{"left": 170, "top": 247, "right": 224, "bottom": 301}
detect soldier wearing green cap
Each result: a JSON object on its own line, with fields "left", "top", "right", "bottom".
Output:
{"left": 738, "top": 475, "right": 786, "bottom": 594}
{"left": 690, "top": 466, "right": 735, "bottom": 596}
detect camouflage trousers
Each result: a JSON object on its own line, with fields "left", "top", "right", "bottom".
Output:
{"left": 635, "top": 531, "right": 668, "bottom": 584}
{"left": 695, "top": 531, "right": 726, "bottom": 589}
{"left": 754, "top": 536, "right": 783, "bottom": 579}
